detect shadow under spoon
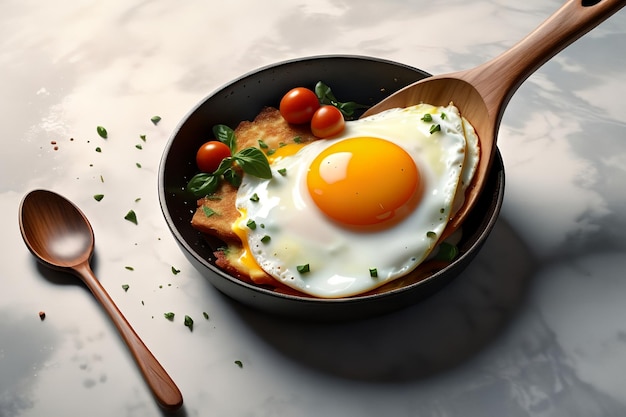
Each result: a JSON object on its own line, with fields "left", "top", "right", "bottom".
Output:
{"left": 18, "top": 189, "right": 183, "bottom": 411}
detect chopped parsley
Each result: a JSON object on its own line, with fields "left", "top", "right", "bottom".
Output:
{"left": 164, "top": 312, "right": 175, "bottom": 321}
{"left": 297, "top": 264, "right": 310, "bottom": 273}
{"left": 184, "top": 315, "right": 194, "bottom": 331}
{"left": 122, "top": 284, "right": 130, "bottom": 292}
{"left": 250, "top": 193, "right": 260, "bottom": 202}
{"left": 429, "top": 124, "right": 441, "bottom": 134}
{"left": 93, "top": 194, "right": 104, "bottom": 202}
{"left": 125, "top": 266, "right": 134, "bottom": 271}
{"left": 124, "top": 210, "right": 138, "bottom": 225}
{"left": 260, "top": 235, "right": 271, "bottom": 244}
{"left": 369, "top": 268, "right": 378, "bottom": 278}
{"left": 96, "top": 126, "right": 108, "bottom": 139}
{"left": 258, "top": 139, "right": 269, "bottom": 149}
{"left": 234, "top": 360, "right": 243, "bottom": 368}
{"left": 95, "top": 147, "right": 102, "bottom": 153}
{"left": 202, "top": 206, "right": 217, "bottom": 218}
{"left": 171, "top": 266, "right": 181, "bottom": 275}
{"left": 421, "top": 114, "right": 433, "bottom": 122}
{"left": 426, "top": 231, "right": 437, "bottom": 239}
{"left": 277, "top": 168, "right": 287, "bottom": 176}
{"left": 246, "top": 219, "right": 257, "bottom": 230}
{"left": 203, "top": 312, "right": 209, "bottom": 320}
{"left": 150, "top": 115, "right": 161, "bottom": 125}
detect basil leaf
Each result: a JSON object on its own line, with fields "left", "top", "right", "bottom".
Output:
{"left": 314, "top": 81, "right": 369, "bottom": 119}
{"left": 186, "top": 173, "right": 220, "bottom": 197}
{"left": 233, "top": 147, "right": 272, "bottom": 179}
{"left": 223, "top": 167, "right": 242, "bottom": 187}
{"left": 213, "top": 124, "right": 236, "bottom": 153}
{"left": 213, "top": 156, "right": 233, "bottom": 176}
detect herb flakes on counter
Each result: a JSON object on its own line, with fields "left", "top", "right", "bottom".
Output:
{"left": 97, "top": 126, "right": 108, "bottom": 139}
{"left": 150, "top": 115, "right": 161, "bottom": 125}
{"left": 122, "top": 284, "right": 130, "bottom": 292}
{"left": 164, "top": 312, "right": 175, "bottom": 321}
{"left": 234, "top": 360, "right": 243, "bottom": 368}
{"left": 93, "top": 194, "right": 104, "bottom": 202}
{"left": 171, "top": 266, "right": 181, "bottom": 275}
{"left": 124, "top": 210, "right": 138, "bottom": 225}
{"left": 184, "top": 315, "right": 194, "bottom": 332}
{"left": 203, "top": 312, "right": 209, "bottom": 320}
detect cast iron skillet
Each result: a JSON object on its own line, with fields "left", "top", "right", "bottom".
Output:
{"left": 158, "top": 55, "right": 505, "bottom": 321}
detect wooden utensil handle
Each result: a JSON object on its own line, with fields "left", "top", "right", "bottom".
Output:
{"left": 73, "top": 262, "right": 183, "bottom": 411}
{"left": 468, "top": 0, "right": 626, "bottom": 112}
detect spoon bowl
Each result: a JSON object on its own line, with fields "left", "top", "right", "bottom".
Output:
{"left": 19, "top": 189, "right": 183, "bottom": 411}
{"left": 363, "top": 0, "right": 626, "bottom": 238}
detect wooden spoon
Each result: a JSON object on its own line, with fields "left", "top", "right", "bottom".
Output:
{"left": 18, "top": 189, "right": 183, "bottom": 411}
{"left": 363, "top": 0, "right": 625, "bottom": 238}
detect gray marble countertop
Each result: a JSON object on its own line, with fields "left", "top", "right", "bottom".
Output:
{"left": 1, "top": 1, "right": 625, "bottom": 416}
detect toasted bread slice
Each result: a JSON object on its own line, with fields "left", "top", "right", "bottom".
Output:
{"left": 191, "top": 107, "right": 317, "bottom": 287}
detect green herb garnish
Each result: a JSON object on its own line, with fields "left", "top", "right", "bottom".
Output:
{"left": 260, "top": 235, "right": 271, "bottom": 243}
{"left": 184, "top": 315, "right": 194, "bottom": 331}
{"left": 277, "top": 168, "right": 287, "bottom": 176}
{"left": 433, "top": 242, "right": 459, "bottom": 261}
{"left": 97, "top": 126, "right": 108, "bottom": 138}
{"left": 150, "top": 115, "right": 161, "bottom": 125}
{"left": 441, "top": 112, "right": 447, "bottom": 120}
{"left": 140, "top": 134, "right": 146, "bottom": 141}
{"left": 202, "top": 206, "right": 217, "bottom": 218}
{"left": 124, "top": 210, "right": 138, "bottom": 225}
{"left": 135, "top": 144, "right": 143, "bottom": 150}
{"left": 93, "top": 194, "right": 104, "bottom": 202}
{"left": 258, "top": 139, "right": 269, "bottom": 149}
{"left": 250, "top": 193, "right": 260, "bottom": 202}
{"left": 203, "top": 312, "right": 209, "bottom": 320}
{"left": 315, "top": 81, "right": 370, "bottom": 118}
{"left": 369, "top": 268, "right": 378, "bottom": 278}
{"left": 122, "top": 284, "right": 130, "bottom": 292}
{"left": 185, "top": 125, "right": 272, "bottom": 198}
{"left": 421, "top": 114, "right": 433, "bottom": 122}
{"left": 246, "top": 219, "right": 257, "bottom": 230}
{"left": 171, "top": 266, "right": 181, "bottom": 275}
{"left": 234, "top": 360, "right": 243, "bottom": 368}
{"left": 297, "top": 264, "right": 310, "bottom": 273}
{"left": 125, "top": 266, "right": 134, "bottom": 271}
{"left": 429, "top": 124, "right": 441, "bottom": 134}
{"left": 164, "top": 312, "right": 175, "bottom": 321}
{"left": 426, "top": 231, "right": 437, "bottom": 239}
{"left": 95, "top": 147, "right": 102, "bottom": 153}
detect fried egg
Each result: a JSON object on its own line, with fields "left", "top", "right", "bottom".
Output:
{"left": 234, "top": 103, "right": 479, "bottom": 298}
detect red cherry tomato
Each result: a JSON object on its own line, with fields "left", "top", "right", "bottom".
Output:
{"left": 196, "top": 141, "right": 231, "bottom": 173}
{"left": 311, "top": 105, "right": 345, "bottom": 138}
{"left": 279, "top": 87, "right": 320, "bottom": 124}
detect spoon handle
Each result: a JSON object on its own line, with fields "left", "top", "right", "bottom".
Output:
{"left": 467, "top": 0, "right": 626, "bottom": 114}
{"left": 72, "top": 262, "right": 183, "bottom": 411}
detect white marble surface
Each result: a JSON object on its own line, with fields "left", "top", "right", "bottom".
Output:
{"left": 2, "top": 0, "right": 626, "bottom": 416}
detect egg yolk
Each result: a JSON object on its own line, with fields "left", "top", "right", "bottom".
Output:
{"left": 307, "top": 137, "right": 421, "bottom": 226}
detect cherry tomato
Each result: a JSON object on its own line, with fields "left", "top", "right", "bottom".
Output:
{"left": 310, "top": 105, "right": 345, "bottom": 138}
{"left": 279, "top": 87, "right": 320, "bottom": 124}
{"left": 196, "top": 141, "right": 231, "bottom": 173}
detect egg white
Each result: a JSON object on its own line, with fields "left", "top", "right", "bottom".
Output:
{"left": 235, "top": 103, "right": 479, "bottom": 298}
